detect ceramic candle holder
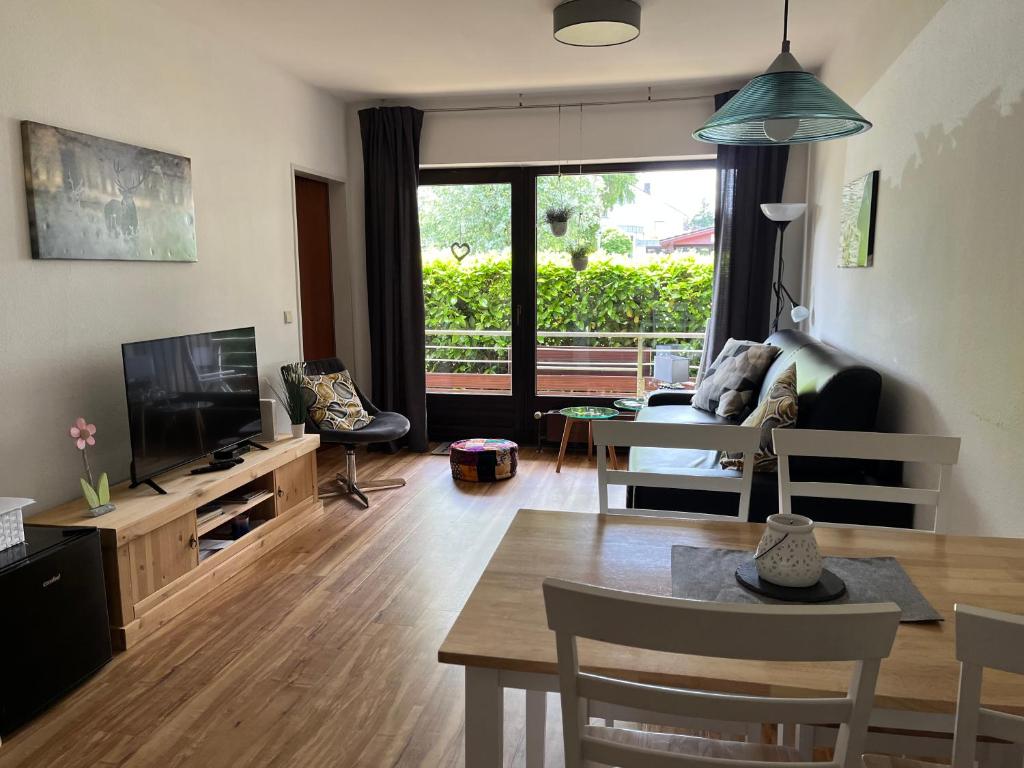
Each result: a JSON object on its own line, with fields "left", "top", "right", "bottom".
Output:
{"left": 754, "top": 513, "right": 823, "bottom": 588}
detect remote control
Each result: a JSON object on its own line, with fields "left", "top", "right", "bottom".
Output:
{"left": 190, "top": 460, "right": 240, "bottom": 475}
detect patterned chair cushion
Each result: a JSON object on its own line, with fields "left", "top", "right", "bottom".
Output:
{"left": 301, "top": 370, "right": 373, "bottom": 431}
{"left": 693, "top": 338, "right": 780, "bottom": 421}
{"left": 721, "top": 363, "right": 798, "bottom": 472}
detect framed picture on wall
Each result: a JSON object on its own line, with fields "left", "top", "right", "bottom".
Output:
{"left": 838, "top": 170, "right": 879, "bottom": 268}
{"left": 21, "top": 121, "right": 197, "bottom": 262}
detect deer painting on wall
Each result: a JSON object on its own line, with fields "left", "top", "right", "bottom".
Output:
{"left": 21, "top": 121, "right": 197, "bottom": 261}
{"left": 105, "top": 160, "right": 150, "bottom": 239}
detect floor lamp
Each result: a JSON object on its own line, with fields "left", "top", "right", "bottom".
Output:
{"left": 761, "top": 203, "right": 810, "bottom": 333}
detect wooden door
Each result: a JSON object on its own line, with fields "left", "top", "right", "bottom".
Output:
{"left": 295, "top": 175, "right": 336, "bottom": 361}
{"left": 274, "top": 453, "right": 316, "bottom": 515}
{"left": 128, "top": 513, "right": 198, "bottom": 604}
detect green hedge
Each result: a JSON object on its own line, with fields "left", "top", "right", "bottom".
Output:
{"left": 423, "top": 253, "right": 713, "bottom": 373}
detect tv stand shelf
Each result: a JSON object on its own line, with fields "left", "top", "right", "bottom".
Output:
{"left": 31, "top": 435, "right": 323, "bottom": 650}
{"left": 195, "top": 490, "right": 274, "bottom": 536}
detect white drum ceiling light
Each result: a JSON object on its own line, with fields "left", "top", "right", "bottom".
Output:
{"left": 553, "top": 0, "right": 641, "bottom": 47}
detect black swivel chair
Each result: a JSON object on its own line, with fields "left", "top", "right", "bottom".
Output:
{"left": 290, "top": 358, "right": 410, "bottom": 507}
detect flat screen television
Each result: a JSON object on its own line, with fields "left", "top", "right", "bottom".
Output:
{"left": 122, "top": 327, "right": 262, "bottom": 487}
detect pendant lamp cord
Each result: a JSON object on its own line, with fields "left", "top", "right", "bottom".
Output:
{"left": 781, "top": 0, "right": 790, "bottom": 52}
{"left": 578, "top": 104, "right": 584, "bottom": 176}
{"left": 557, "top": 104, "right": 562, "bottom": 180}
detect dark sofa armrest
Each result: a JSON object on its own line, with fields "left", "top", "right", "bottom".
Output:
{"left": 646, "top": 389, "right": 695, "bottom": 407}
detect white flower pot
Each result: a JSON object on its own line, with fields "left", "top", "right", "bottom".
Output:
{"left": 754, "top": 513, "right": 823, "bottom": 588}
{"left": 291, "top": 423, "right": 305, "bottom": 439}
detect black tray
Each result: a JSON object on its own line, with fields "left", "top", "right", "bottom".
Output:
{"left": 735, "top": 561, "right": 847, "bottom": 603}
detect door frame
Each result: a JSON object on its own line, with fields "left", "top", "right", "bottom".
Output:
{"left": 419, "top": 166, "right": 528, "bottom": 442}
{"left": 290, "top": 165, "right": 350, "bottom": 363}
{"left": 520, "top": 159, "right": 715, "bottom": 437}
{"left": 419, "top": 158, "right": 716, "bottom": 443}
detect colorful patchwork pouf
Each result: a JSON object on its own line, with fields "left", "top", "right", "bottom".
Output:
{"left": 449, "top": 438, "right": 518, "bottom": 482}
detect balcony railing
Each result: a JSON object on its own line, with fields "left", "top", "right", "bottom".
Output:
{"left": 425, "top": 329, "right": 704, "bottom": 397}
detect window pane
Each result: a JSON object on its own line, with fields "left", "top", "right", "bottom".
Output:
{"left": 535, "top": 169, "right": 714, "bottom": 397}
{"left": 418, "top": 183, "right": 512, "bottom": 395}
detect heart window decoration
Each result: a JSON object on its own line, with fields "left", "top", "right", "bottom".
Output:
{"left": 450, "top": 242, "right": 471, "bottom": 261}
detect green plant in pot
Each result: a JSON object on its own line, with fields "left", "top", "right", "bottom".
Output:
{"left": 569, "top": 242, "right": 593, "bottom": 272}
{"left": 545, "top": 206, "right": 573, "bottom": 237}
{"left": 272, "top": 363, "right": 310, "bottom": 438}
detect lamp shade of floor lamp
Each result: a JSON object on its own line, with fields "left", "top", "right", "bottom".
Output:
{"left": 761, "top": 203, "right": 808, "bottom": 332}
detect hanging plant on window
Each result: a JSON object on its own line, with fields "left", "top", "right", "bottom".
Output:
{"left": 545, "top": 205, "right": 573, "bottom": 237}
{"left": 569, "top": 242, "right": 592, "bottom": 272}
{"left": 544, "top": 104, "right": 575, "bottom": 238}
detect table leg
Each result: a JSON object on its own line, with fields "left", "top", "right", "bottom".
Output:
{"left": 526, "top": 689, "right": 547, "bottom": 768}
{"left": 465, "top": 666, "right": 503, "bottom": 767}
{"left": 587, "top": 421, "right": 593, "bottom": 461}
{"left": 555, "top": 418, "right": 573, "bottom": 473}
{"left": 608, "top": 444, "right": 618, "bottom": 470}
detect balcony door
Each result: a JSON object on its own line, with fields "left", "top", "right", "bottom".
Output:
{"left": 418, "top": 167, "right": 529, "bottom": 440}
{"left": 417, "top": 161, "right": 715, "bottom": 442}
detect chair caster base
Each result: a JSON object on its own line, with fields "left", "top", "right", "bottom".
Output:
{"left": 318, "top": 473, "right": 406, "bottom": 508}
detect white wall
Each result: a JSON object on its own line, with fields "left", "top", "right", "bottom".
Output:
{"left": 0, "top": 0, "right": 347, "bottom": 512}
{"left": 342, "top": 88, "right": 809, "bottom": 385}
{"left": 804, "top": 0, "right": 1024, "bottom": 535}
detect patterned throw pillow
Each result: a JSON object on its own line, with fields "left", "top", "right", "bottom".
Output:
{"left": 301, "top": 371, "right": 373, "bottom": 431}
{"left": 721, "top": 364, "right": 798, "bottom": 472}
{"left": 692, "top": 338, "right": 780, "bottom": 421}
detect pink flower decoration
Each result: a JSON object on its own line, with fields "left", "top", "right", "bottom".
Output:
{"left": 69, "top": 417, "right": 97, "bottom": 450}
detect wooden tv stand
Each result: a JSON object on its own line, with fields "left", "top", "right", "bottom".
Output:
{"left": 32, "top": 435, "right": 323, "bottom": 650}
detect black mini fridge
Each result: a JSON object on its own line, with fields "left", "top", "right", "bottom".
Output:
{"left": 0, "top": 524, "right": 112, "bottom": 737}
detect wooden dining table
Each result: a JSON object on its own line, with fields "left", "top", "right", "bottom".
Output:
{"left": 437, "top": 509, "right": 1024, "bottom": 767}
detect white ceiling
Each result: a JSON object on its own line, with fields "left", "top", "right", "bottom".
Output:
{"left": 153, "top": 0, "right": 868, "bottom": 100}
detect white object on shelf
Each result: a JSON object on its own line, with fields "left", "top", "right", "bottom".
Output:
{"left": 0, "top": 497, "right": 33, "bottom": 552}
{"left": 259, "top": 398, "right": 278, "bottom": 442}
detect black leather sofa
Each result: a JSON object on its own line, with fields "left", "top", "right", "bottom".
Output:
{"left": 627, "top": 330, "right": 911, "bottom": 527}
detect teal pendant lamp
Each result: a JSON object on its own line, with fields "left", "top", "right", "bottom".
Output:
{"left": 694, "top": 0, "right": 871, "bottom": 145}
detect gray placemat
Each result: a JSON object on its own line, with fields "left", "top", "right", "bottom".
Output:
{"left": 671, "top": 545, "right": 942, "bottom": 622}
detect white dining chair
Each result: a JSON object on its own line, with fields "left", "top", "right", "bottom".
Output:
{"left": 543, "top": 577, "right": 901, "bottom": 768}
{"left": 591, "top": 420, "right": 762, "bottom": 521}
{"left": 772, "top": 429, "right": 961, "bottom": 533}
{"left": 862, "top": 604, "right": 1024, "bottom": 768}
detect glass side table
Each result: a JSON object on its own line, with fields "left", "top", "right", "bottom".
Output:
{"left": 612, "top": 398, "right": 645, "bottom": 412}
{"left": 556, "top": 406, "right": 620, "bottom": 473}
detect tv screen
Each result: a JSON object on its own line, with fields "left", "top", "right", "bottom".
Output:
{"left": 122, "top": 327, "right": 262, "bottom": 484}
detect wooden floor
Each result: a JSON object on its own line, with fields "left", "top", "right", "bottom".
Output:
{"left": 0, "top": 444, "right": 619, "bottom": 767}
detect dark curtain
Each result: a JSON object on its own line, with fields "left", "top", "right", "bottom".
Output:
{"left": 359, "top": 106, "right": 428, "bottom": 451}
{"left": 699, "top": 90, "right": 791, "bottom": 380}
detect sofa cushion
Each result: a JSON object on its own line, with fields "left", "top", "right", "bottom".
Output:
{"left": 632, "top": 403, "right": 735, "bottom": 480}
{"left": 721, "top": 363, "right": 798, "bottom": 472}
{"left": 636, "top": 404, "right": 731, "bottom": 427}
{"left": 692, "top": 338, "right": 780, "bottom": 421}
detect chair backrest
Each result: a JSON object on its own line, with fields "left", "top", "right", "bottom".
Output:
{"left": 298, "top": 357, "right": 347, "bottom": 377}
{"left": 951, "top": 604, "right": 1024, "bottom": 768}
{"left": 543, "top": 578, "right": 901, "bottom": 768}
{"left": 772, "top": 429, "right": 961, "bottom": 533}
{"left": 591, "top": 420, "right": 761, "bottom": 522}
